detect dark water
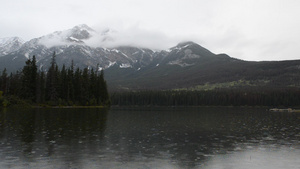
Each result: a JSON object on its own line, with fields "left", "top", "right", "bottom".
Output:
{"left": 0, "top": 107, "right": 299, "bottom": 169}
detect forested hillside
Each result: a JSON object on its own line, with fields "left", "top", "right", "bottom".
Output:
{"left": 0, "top": 52, "right": 110, "bottom": 107}
{"left": 110, "top": 88, "right": 300, "bottom": 107}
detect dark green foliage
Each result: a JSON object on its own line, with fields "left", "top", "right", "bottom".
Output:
{"left": 98, "top": 70, "right": 109, "bottom": 105}
{"left": 110, "top": 88, "right": 300, "bottom": 107}
{"left": 21, "top": 55, "right": 37, "bottom": 102}
{"left": 7, "top": 71, "right": 21, "bottom": 96}
{"left": 1, "top": 54, "right": 110, "bottom": 106}
{"left": 46, "top": 52, "right": 58, "bottom": 102}
{"left": 36, "top": 71, "right": 46, "bottom": 103}
{"left": 105, "top": 57, "right": 300, "bottom": 91}
{"left": 0, "top": 68, "right": 8, "bottom": 94}
{"left": 0, "top": 90, "right": 3, "bottom": 107}
{"left": 2, "top": 52, "right": 300, "bottom": 107}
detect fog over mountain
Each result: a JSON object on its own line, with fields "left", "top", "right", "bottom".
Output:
{"left": 2, "top": 0, "right": 300, "bottom": 61}
{"left": 0, "top": 24, "right": 163, "bottom": 72}
{"left": 38, "top": 24, "right": 180, "bottom": 50}
{"left": 1, "top": 24, "right": 300, "bottom": 91}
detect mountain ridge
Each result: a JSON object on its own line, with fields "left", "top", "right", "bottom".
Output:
{"left": 0, "top": 24, "right": 300, "bottom": 91}
{"left": 0, "top": 37, "right": 25, "bottom": 56}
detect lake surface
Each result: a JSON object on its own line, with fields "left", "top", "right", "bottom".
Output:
{"left": 0, "top": 107, "right": 299, "bottom": 169}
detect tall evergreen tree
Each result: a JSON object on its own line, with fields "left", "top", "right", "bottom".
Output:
{"left": 67, "top": 61, "right": 75, "bottom": 103}
{"left": 0, "top": 55, "right": 112, "bottom": 106}
{"left": 73, "top": 67, "right": 82, "bottom": 103}
{"left": 89, "top": 68, "right": 97, "bottom": 105}
{"left": 98, "top": 70, "right": 109, "bottom": 105}
{"left": 31, "top": 56, "right": 38, "bottom": 101}
{"left": 21, "top": 55, "right": 37, "bottom": 101}
{"left": 36, "top": 71, "right": 46, "bottom": 103}
{"left": 46, "top": 52, "right": 58, "bottom": 102}
{"left": 0, "top": 68, "right": 8, "bottom": 94}
{"left": 60, "top": 64, "right": 68, "bottom": 101}
{"left": 82, "top": 67, "right": 90, "bottom": 104}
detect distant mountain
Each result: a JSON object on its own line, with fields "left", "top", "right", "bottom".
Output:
{"left": 0, "top": 24, "right": 156, "bottom": 73}
{"left": 1, "top": 24, "right": 300, "bottom": 91}
{"left": 105, "top": 41, "right": 300, "bottom": 90}
{"left": 0, "top": 37, "right": 24, "bottom": 56}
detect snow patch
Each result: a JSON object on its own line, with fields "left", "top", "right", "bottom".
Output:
{"left": 111, "top": 49, "right": 119, "bottom": 53}
{"left": 182, "top": 44, "right": 191, "bottom": 49}
{"left": 101, "top": 48, "right": 110, "bottom": 52}
{"left": 0, "top": 37, "right": 24, "bottom": 46}
{"left": 57, "top": 49, "right": 64, "bottom": 54}
{"left": 39, "top": 64, "right": 44, "bottom": 70}
{"left": 168, "top": 60, "right": 194, "bottom": 67}
{"left": 24, "top": 53, "right": 29, "bottom": 59}
{"left": 107, "top": 61, "right": 116, "bottom": 68}
{"left": 132, "top": 51, "right": 139, "bottom": 55}
{"left": 69, "top": 37, "right": 80, "bottom": 42}
{"left": 168, "top": 44, "right": 191, "bottom": 53}
{"left": 121, "top": 52, "right": 129, "bottom": 58}
{"left": 79, "top": 47, "right": 92, "bottom": 56}
{"left": 0, "top": 37, "right": 25, "bottom": 56}
{"left": 119, "top": 63, "right": 132, "bottom": 68}
{"left": 165, "top": 49, "right": 172, "bottom": 52}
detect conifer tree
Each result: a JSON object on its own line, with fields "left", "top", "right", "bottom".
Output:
{"left": 21, "top": 55, "right": 37, "bottom": 101}
{"left": 37, "top": 71, "right": 46, "bottom": 103}
{"left": 67, "top": 61, "right": 75, "bottom": 103}
{"left": 46, "top": 52, "right": 58, "bottom": 102}
{"left": 74, "top": 67, "right": 82, "bottom": 103}
{"left": 98, "top": 70, "right": 109, "bottom": 105}
{"left": 60, "top": 64, "right": 68, "bottom": 101}
{"left": 0, "top": 55, "right": 112, "bottom": 106}
{"left": 0, "top": 68, "right": 8, "bottom": 94}
{"left": 89, "top": 68, "right": 97, "bottom": 104}
{"left": 82, "top": 67, "right": 90, "bottom": 104}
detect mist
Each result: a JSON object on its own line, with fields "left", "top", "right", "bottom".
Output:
{"left": 84, "top": 25, "right": 185, "bottom": 50}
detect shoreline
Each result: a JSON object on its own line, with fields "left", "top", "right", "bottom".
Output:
{"left": 269, "top": 108, "right": 300, "bottom": 113}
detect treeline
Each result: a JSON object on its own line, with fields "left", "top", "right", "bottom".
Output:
{"left": 0, "top": 52, "right": 110, "bottom": 107}
{"left": 110, "top": 88, "right": 300, "bottom": 107}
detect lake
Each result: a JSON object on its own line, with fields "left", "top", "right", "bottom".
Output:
{"left": 0, "top": 107, "right": 299, "bottom": 169}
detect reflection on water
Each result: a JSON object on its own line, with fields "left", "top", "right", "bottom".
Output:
{"left": 0, "top": 108, "right": 108, "bottom": 169}
{"left": 0, "top": 107, "right": 299, "bottom": 169}
{"left": 204, "top": 147, "right": 300, "bottom": 169}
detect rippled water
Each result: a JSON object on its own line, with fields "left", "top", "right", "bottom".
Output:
{"left": 0, "top": 107, "right": 299, "bottom": 169}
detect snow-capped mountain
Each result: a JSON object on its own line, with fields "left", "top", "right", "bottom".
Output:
{"left": 0, "top": 24, "right": 158, "bottom": 72}
{"left": 38, "top": 24, "right": 95, "bottom": 47}
{"left": 1, "top": 24, "right": 299, "bottom": 91}
{"left": 0, "top": 37, "right": 24, "bottom": 56}
{"left": 1, "top": 24, "right": 220, "bottom": 73}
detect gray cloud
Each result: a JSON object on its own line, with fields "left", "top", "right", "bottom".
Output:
{"left": 1, "top": 0, "right": 300, "bottom": 61}
{"left": 85, "top": 25, "right": 180, "bottom": 50}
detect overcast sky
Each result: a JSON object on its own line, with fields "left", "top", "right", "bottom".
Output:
{"left": 1, "top": 0, "right": 300, "bottom": 61}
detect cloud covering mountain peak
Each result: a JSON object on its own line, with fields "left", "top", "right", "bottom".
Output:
{"left": 36, "top": 24, "right": 180, "bottom": 50}
{"left": 38, "top": 24, "right": 96, "bottom": 48}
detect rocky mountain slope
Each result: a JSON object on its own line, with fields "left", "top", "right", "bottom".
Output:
{"left": 105, "top": 42, "right": 300, "bottom": 90}
{"left": 0, "top": 37, "right": 24, "bottom": 56}
{"left": 1, "top": 24, "right": 300, "bottom": 91}
{"left": 0, "top": 24, "right": 158, "bottom": 73}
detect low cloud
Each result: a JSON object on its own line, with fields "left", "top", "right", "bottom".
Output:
{"left": 84, "top": 25, "right": 183, "bottom": 50}
{"left": 38, "top": 36, "right": 69, "bottom": 48}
